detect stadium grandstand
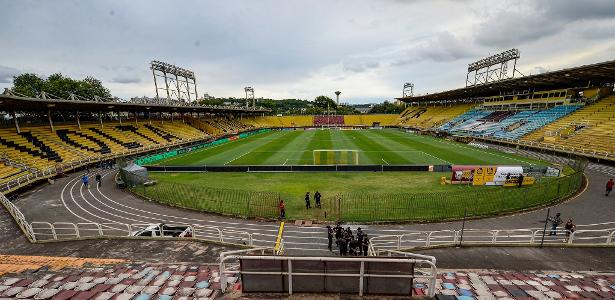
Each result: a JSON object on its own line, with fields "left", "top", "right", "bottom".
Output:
{"left": 3, "top": 3, "right": 615, "bottom": 295}
{"left": 397, "top": 60, "right": 615, "bottom": 161}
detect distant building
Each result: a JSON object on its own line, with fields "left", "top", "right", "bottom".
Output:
{"left": 356, "top": 107, "right": 371, "bottom": 114}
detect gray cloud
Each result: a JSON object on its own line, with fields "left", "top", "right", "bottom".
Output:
{"left": 0, "top": 0, "right": 613, "bottom": 103}
{"left": 111, "top": 77, "right": 142, "bottom": 84}
{"left": 0, "top": 65, "right": 20, "bottom": 83}
{"left": 475, "top": 0, "right": 615, "bottom": 47}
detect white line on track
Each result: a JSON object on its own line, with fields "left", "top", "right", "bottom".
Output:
{"left": 52, "top": 168, "right": 615, "bottom": 250}
{"left": 283, "top": 158, "right": 289, "bottom": 165}
{"left": 85, "top": 172, "right": 325, "bottom": 236}
{"left": 381, "top": 158, "right": 389, "bottom": 165}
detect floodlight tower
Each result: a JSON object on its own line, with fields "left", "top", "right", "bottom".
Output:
{"left": 335, "top": 91, "right": 341, "bottom": 105}
{"left": 403, "top": 83, "right": 414, "bottom": 97}
{"left": 150, "top": 60, "right": 198, "bottom": 103}
{"left": 465, "top": 49, "right": 523, "bottom": 87}
{"left": 400, "top": 83, "right": 414, "bottom": 106}
{"left": 244, "top": 87, "right": 255, "bottom": 109}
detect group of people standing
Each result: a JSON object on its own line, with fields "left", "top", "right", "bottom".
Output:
{"left": 305, "top": 191, "right": 322, "bottom": 209}
{"left": 548, "top": 212, "right": 576, "bottom": 240}
{"left": 327, "top": 223, "right": 369, "bottom": 256}
{"left": 276, "top": 191, "right": 323, "bottom": 219}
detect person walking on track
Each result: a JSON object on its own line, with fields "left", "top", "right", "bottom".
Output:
{"left": 82, "top": 174, "right": 89, "bottom": 188}
{"left": 606, "top": 178, "right": 614, "bottom": 196}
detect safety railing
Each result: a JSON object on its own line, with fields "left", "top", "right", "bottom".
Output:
{"left": 369, "top": 228, "right": 615, "bottom": 252}
{"left": 219, "top": 253, "right": 438, "bottom": 297}
{"left": 29, "top": 221, "right": 263, "bottom": 248}
{"left": 0, "top": 136, "right": 208, "bottom": 194}
{"left": 0, "top": 192, "right": 36, "bottom": 242}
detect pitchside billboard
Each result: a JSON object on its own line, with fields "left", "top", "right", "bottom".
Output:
{"left": 451, "top": 165, "right": 524, "bottom": 186}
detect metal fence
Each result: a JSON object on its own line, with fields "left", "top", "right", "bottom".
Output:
{"left": 332, "top": 171, "right": 583, "bottom": 222}
{"left": 123, "top": 169, "right": 280, "bottom": 219}
{"left": 0, "top": 192, "right": 36, "bottom": 242}
{"left": 369, "top": 228, "right": 615, "bottom": 253}
{"left": 29, "top": 221, "right": 279, "bottom": 248}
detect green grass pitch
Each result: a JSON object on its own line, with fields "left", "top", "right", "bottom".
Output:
{"left": 139, "top": 128, "right": 567, "bottom": 222}
{"left": 155, "top": 128, "right": 545, "bottom": 166}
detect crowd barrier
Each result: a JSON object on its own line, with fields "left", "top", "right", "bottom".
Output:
{"left": 29, "top": 221, "right": 279, "bottom": 248}
{"left": 369, "top": 228, "right": 615, "bottom": 252}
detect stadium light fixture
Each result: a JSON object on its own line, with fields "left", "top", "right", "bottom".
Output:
{"left": 466, "top": 49, "right": 523, "bottom": 87}
{"left": 403, "top": 83, "right": 414, "bottom": 98}
{"left": 245, "top": 87, "right": 255, "bottom": 109}
{"left": 150, "top": 60, "right": 199, "bottom": 103}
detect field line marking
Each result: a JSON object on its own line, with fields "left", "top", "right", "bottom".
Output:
{"left": 283, "top": 158, "right": 289, "bottom": 165}
{"left": 381, "top": 158, "right": 389, "bottom": 165}
{"left": 419, "top": 151, "right": 452, "bottom": 165}
{"left": 224, "top": 150, "right": 253, "bottom": 165}
{"left": 158, "top": 132, "right": 261, "bottom": 164}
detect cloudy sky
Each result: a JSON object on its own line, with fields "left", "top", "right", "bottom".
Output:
{"left": 1, "top": 0, "right": 614, "bottom": 103}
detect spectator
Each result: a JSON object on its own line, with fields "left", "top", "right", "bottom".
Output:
{"left": 326, "top": 225, "right": 334, "bottom": 251}
{"left": 349, "top": 236, "right": 359, "bottom": 256}
{"left": 564, "top": 218, "right": 576, "bottom": 241}
{"left": 548, "top": 212, "right": 562, "bottom": 236}
{"left": 278, "top": 200, "right": 285, "bottom": 219}
{"left": 356, "top": 227, "right": 365, "bottom": 255}
{"left": 345, "top": 227, "right": 353, "bottom": 239}
{"left": 362, "top": 234, "right": 369, "bottom": 256}
{"left": 334, "top": 223, "right": 342, "bottom": 248}
{"left": 95, "top": 173, "right": 102, "bottom": 187}
{"left": 315, "top": 191, "right": 322, "bottom": 208}
{"left": 304, "top": 192, "right": 311, "bottom": 209}
{"left": 82, "top": 174, "right": 89, "bottom": 188}
{"left": 606, "top": 178, "right": 614, "bottom": 196}
{"left": 517, "top": 173, "right": 524, "bottom": 188}
{"left": 338, "top": 235, "right": 347, "bottom": 256}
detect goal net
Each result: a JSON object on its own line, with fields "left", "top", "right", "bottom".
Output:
{"left": 313, "top": 149, "right": 359, "bottom": 165}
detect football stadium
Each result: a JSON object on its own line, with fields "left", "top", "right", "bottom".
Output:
{"left": 1, "top": 1, "right": 615, "bottom": 299}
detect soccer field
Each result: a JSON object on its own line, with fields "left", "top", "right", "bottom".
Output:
{"left": 155, "top": 128, "right": 544, "bottom": 166}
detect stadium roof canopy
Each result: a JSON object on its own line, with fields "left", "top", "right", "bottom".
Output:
{"left": 0, "top": 94, "right": 270, "bottom": 114}
{"left": 397, "top": 60, "right": 615, "bottom": 102}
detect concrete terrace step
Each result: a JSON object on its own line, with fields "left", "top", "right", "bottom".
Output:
{"left": 0, "top": 255, "right": 227, "bottom": 299}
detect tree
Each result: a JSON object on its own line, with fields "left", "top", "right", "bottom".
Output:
{"left": 11, "top": 73, "right": 111, "bottom": 100}
{"left": 81, "top": 76, "right": 112, "bottom": 100}
{"left": 335, "top": 105, "right": 360, "bottom": 115}
{"left": 368, "top": 101, "right": 404, "bottom": 114}
{"left": 11, "top": 73, "right": 45, "bottom": 97}
{"left": 314, "top": 95, "right": 337, "bottom": 110}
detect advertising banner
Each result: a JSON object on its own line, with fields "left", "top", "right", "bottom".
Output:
{"left": 451, "top": 165, "right": 479, "bottom": 184}
{"left": 452, "top": 165, "right": 523, "bottom": 186}
{"left": 490, "top": 166, "right": 523, "bottom": 186}
{"left": 504, "top": 176, "right": 536, "bottom": 187}
{"left": 472, "top": 167, "right": 485, "bottom": 186}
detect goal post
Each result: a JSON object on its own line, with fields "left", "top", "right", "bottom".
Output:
{"left": 313, "top": 149, "right": 359, "bottom": 165}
